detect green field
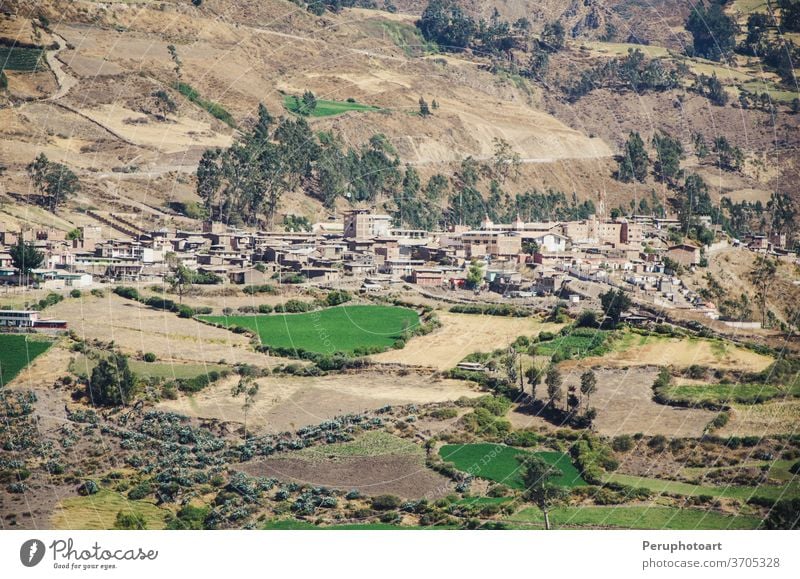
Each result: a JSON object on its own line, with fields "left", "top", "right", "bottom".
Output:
{"left": 0, "top": 46, "right": 45, "bottom": 72}
{"left": 534, "top": 329, "right": 609, "bottom": 359}
{"left": 438, "top": 444, "right": 587, "bottom": 489}
{"left": 294, "top": 431, "right": 423, "bottom": 460}
{"left": 51, "top": 490, "right": 168, "bottom": 530}
{"left": 199, "top": 305, "right": 419, "bottom": 354}
{"left": 70, "top": 353, "right": 226, "bottom": 381}
{"left": 605, "top": 472, "right": 800, "bottom": 501}
{"left": 506, "top": 505, "right": 761, "bottom": 530}
{"left": 662, "top": 381, "right": 800, "bottom": 405}
{"left": 283, "top": 94, "right": 382, "bottom": 117}
{"left": 681, "top": 460, "right": 797, "bottom": 483}
{"left": 0, "top": 334, "right": 53, "bottom": 387}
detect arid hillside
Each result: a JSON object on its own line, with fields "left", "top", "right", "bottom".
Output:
{"left": 0, "top": 0, "right": 797, "bottom": 232}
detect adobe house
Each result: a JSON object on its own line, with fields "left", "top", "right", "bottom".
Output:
{"left": 666, "top": 243, "right": 701, "bottom": 266}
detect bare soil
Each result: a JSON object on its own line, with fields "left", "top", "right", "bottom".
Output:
{"left": 240, "top": 455, "right": 452, "bottom": 499}
{"left": 517, "top": 366, "right": 716, "bottom": 437}
{"left": 157, "top": 370, "right": 482, "bottom": 434}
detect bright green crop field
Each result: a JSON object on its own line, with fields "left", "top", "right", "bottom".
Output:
{"left": 283, "top": 95, "right": 382, "bottom": 117}
{"left": 199, "top": 305, "right": 419, "bottom": 354}
{"left": 506, "top": 505, "right": 762, "bottom": 530}
{"left": 0, "top": 334, "right": 53, "bottom": 386}
{"left": 438, "top": 443, "right": 587, "bottom": 489}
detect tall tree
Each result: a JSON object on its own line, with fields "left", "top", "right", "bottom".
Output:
{"left": 418, "top": 96, "right": 431, "bottom": 116}
{"left": 651, "top": 131, "right": 684, "bottom": 185}
{"left": 545, "top": 364, "right": 563, "bottom": 409}
{"left": 521, "top": 455, "right": 568, "bottom": 530}
{"left": 599, "top": 288, "right": 632, "bottom": 328}
{"left": 26, "top": 153, "right": 81, "bottom": 211}
{"left": 88, "top": 354, "right": 136, "bottom": 407}
{"left": 165, "top": 264, "right": 195, "bottom": 303}
{"left": 466, "top": 260, "right": 484, "bottom": 289}
{"left": 617, "top": 132, "right": 649, "bottom": 183}
{"left": 231, "top": 376, "right": 259, "bottom": 441}
{"left": 10, "top": 238, "right": 44, "bottom": 281}
{"left": 492, "top": 137, "right": 521, "bottom": 184}
{"left": 748, "top": 256, "right": 777, "bottom": 326}
{"left": 580, "top": 370, "right": 598, "bottom": 408}
{"left": 686, "top": 1, "right": 738, "bottom": 61}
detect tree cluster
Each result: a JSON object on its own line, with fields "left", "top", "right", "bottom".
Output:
{"left": 26, "top": 153, "right": 81, "bottom": 212}
{"left": 566, "top": 48, "right": 682, "bottom": 101}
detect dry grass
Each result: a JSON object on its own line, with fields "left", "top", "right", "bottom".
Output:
{"left": 371, "top": 312, "right": 563, "bottom": 369}
{"left": 48, "top": 294, "right": 277, "bottom": 367}
{"left": 157, "top": 370, "right": 481, "bottom": 434}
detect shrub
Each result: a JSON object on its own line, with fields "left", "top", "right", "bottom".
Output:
{"left": 114, "top": 511, "right": 147, "bottom": 530}
{"left": 575, "top": 310, "right": 599, "bottom": 328}
{"left": 177, "top": 305, "right": 195, "bottom": 318}
{"left": 78, "top": 480, "right": 99, "bottom": 496}
{"left": 143, "top": 353, "right": 157, "bottom": 363}
{"left": 612, "top": 434, "right": 634, "bottom": 452}
{"left": 504, "top": 430, "right": 541, "bottom": 447}
{"left": 91, "top": 288, "right": 105, "bottom": 298}
{"left": 70, "top": 289, "right": 82, "bottom": 298}
{"left": 326, "top": 290, "right": 352, "bottom": 306}
{"left": 709, "top": 412, "right": 730, "bottom": 430}
{"left": 127, "top": 482, "right": 153, "bottom": 500}
{"left": 647, "top": 435, "right": 668, "bottom": 452}
{"left": 429, "top": 407, "right": 458, "bottom": 420}
{"left": 242, "top": 284, "right": 278, "bottom": 295}
{"left": 258, "top": 304, "right": 273, "bottom": 314}
{"left": 371, "top": 495, "right": 402, "bottom": 510}
{"left": 687, "top": 364, "right": 708, "bottom": 379}
{"left": 114, "top": 286, "right": 141, "bottom": 301}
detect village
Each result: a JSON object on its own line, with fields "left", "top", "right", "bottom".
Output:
{"left": 0, "top": 207, "right": 794, "bottom": 332}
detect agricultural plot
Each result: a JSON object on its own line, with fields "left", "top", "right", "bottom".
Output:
{"left": 506, "top": 505, "right": 761, "bottom": 530}
{"left": 0, "top": 46, "right": 44, "bottom": 71}
{"left": 438, "top": 444, "right": 586, "bottom": 489}
{"left": 568, "top": 332, "right": 773, "bottom": 372}
{"left": 70, "top": 353, "right": 227, "bottom": 381}
{"left": 533, "top": 328, "right": 609, "bottom": 359}
{"left": 283, "top": 95, "right": 382, "bottom": 117}
{"left": 51, "top": 490, "right": 168, "bottom": 530}
{"left": 0, "top": 334, "right": 53, "bottom": 386}
{"left": 604, "top": 472, "right": 800, "bottom": 502}
{"left": 199, "top": 305, "right": 419, "bottom": 355}
{"left": 661, "top": 381, "right": 800, "bottom": 405}
{"left": 242, "top": 432, "right": 451, "bottom": 499}
{"left": 720, "top": 400, "right": 800, "bottom": 436}
{"left": 158, "top": 370, "right": 480, "bottom": 434}
{"left": 372, "top": 312, "right": 562, "bottom": 369}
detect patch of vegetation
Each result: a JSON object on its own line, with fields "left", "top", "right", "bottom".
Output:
{"left": 507, "top": 505, "right": 761, "bottom": 530}
{"left": 198, "top": 305, "right": 419, "bottom": 355}
{"left": 438, "top": 444, "right": 586, "bottom": 489}
{"left": 604, "top": 473, "right": 800, "bottom": 502}
{"left": 533, "top": 328, "right": 610, "bottom": 360}
{"left": 175, "top": 82, "right": 236, "bottom": 127}
{"left": 283, "top": 94, "right": 381, "bottom": 118}
{"left": 661, "top": 382, "right": 800, "bottom": 405}
{"left": 51, "top": 490, "right": 167, "bottom": 530}
{"left": 293, "top": 431, "right": 422, "bottom": 460}
{"left": 449, "top": 303, "right": 532, "bottom": 317}
{"left": 0, "top": 46, "right": 45, "bottom": 71}
{"left": 0, "top": 335, "right": 53, "bottom": 387}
